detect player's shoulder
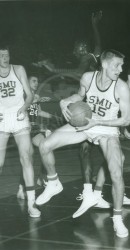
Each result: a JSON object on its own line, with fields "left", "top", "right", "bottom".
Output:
{"left": 116, "top": 77, "right": 129, "bottom": 91}
{"left": 116, "top": 78, "right": 129, "bottom": 97}
{"left": 80, "top": 71, "right": 95, "bottom": 85}
{"left": 13, "top": 65, "right": 25, "bottom": 74}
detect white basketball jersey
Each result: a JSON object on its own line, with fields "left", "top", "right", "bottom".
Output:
{"left": 85, "top": 71, "right": 120, "bottom": 135}
{"left": 0, "top": 65, "right": 24, "bottom": 112}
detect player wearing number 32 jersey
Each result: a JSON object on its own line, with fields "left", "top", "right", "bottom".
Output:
{"left": 0, "top": 45, "right": 41, "bottom": 218}
{"left": 0, "top": 64, "right": 30, "bottom": 133}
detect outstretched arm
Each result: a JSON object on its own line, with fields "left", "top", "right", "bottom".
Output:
{"left": 38, "top": 105, "right": 52, "bottom": 119}
{"left": 32, "top": 59, "right": 82, "bottom": 75}
{"left": 92, "top": 10, "right": 102, "bottom": 57}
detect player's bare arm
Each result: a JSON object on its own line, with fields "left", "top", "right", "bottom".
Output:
{"left": 38, "top": 105, "right": 52, "bottom": 119}
{"left": 60, "top": 72, "right": 93, "bottom": 121}
{"left": 14, "top": 65, "right": 33, "bottom": 116}
{"left": 97, "top": 79, "right": 130, "bottom": 127}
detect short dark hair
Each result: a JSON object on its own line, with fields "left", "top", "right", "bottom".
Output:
{"left": 0, "top": 44, "right": 9, "bottom": 51}
{"left": 100, "top": 49, "right": 125, "bottom": 63}
{"left": 28, "top": 74, "right": 38, "bottom": 80}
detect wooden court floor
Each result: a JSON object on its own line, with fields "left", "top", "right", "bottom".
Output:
{"left": 0, "top": 137, "right": 130, "bottom": 250}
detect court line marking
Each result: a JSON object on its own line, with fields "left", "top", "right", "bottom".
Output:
{"left": 0, "top": 214, "right": 72, "bottom": 244}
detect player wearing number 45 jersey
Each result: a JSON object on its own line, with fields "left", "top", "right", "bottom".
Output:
{"left": 36, "top": 49, "right": 130, "bottom": 238}
{"left": 0, "top": 44, "right": 41, "bottom": 218}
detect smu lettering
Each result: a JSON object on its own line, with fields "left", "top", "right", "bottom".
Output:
{"left": 0, "top": 81, "right": 16, "bottom": 98}
{"left": 87, "top": 96, "right": 112, "bottom": 117}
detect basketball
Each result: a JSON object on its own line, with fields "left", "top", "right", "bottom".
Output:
{"left": 68, "top": 101, "right": 92, "bottom": 127}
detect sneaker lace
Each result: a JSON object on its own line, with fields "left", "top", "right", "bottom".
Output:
{"left": 76, "top": 193, "right": 83, "bottom": 200}
{"left": 76, "top": 193, "right": 104, "bottom": 201}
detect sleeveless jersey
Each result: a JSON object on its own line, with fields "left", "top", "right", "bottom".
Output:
{"left": 27, "top": 94, "right": 41, "bottom": 134}
{"left": 0, "top": 65, "right": 24, "bottom": 112}
{"left": 85, "top": 71, "right": 120, "bottom": 135}
{"left": 28, "top": 99, "right": 40, "bottom": 124}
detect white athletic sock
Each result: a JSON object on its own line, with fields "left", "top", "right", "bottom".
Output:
{"left": 26, "top": 190, "right": 35, "bottom": 202}
{"left": 83, "top": 183, "right": 93, "bottom": 192}
{"left": 94, "top": 190, "right": 102, "bottom": 197}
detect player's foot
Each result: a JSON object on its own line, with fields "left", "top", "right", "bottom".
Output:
{"left": 17, "top": 185, "right": 26, "bottom": 200}
{"left": 112, "top": 216, "right": 129, "bottom": 238}
{"left": 37, "top": 178, "right": 47, "bottom": 187}
{"left": 94, "top": 195, "right": 111, "bottom": 208}
{"left": 72, "top": 191, "right": 98, "bottom": 218}
{"left": 123, "top": 194, "right": 130, "bottom": 205}
{"left": 28, "top": 201, "right": 41, "bottom": 218}
{"left": 36, "top": 179, "right": 63, "bottom": 206}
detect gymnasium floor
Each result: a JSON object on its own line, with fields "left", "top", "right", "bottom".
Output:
{"left": 0, "top": 137, "right": 130, "bottom": 250}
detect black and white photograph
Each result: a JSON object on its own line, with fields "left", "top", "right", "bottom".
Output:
{"left": 0, "top": 0, "right": 130, "bottom": 249}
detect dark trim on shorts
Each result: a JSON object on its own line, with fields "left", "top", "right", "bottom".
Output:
{"left": 13, "top": 127, "right": 30, "bottom": 135}
{"left": 0, "top": 131, "right": 10, "bottom": 135}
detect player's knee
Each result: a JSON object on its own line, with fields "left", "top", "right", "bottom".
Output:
{"left": 39, "top": 140, "right": 51, "bottom": 154}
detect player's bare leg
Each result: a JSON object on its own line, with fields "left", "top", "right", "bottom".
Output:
{"left": 36, "top": 124, "right": 90, "bottom": 206}
{"left": 14, "top": 129, "right": 41, "bottom": 218}
{"left": 99, "top": 136, "right": 128, "bottom": 238}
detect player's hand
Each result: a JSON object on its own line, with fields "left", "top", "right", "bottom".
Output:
{"left": 0, "top": 113, "right": 3, "bottom": 122}
{"left": 42, "top": 60, "right": 55, "bottom": 72}
{"left": 17, "top": 108, "right": 26, "bottom": 121}
{"left": 32, "top": 60, "right": 54, "bottom": 72}
{"left": 92, "top": 10, "right": 102, "bottom": 26}
{"left": 75, "top": 118, "right": 97, "bottom": 131}
{"left": 60, "top": 100, "right": 72, "bottom": 122}
{"left": 40, "top": 97, "right": 51, "bottom": 102}
{"left": 32, "top": 60, "right": 49, "bottom": 68}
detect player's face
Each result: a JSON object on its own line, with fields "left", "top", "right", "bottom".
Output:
{"left": 29, "top": 77, "right": 39, "bottom": 91}
{"left": 106, "top": 57, "right": 124, "bottom": 81}
{"left": 73, "top": 43, "right": 88, "bottom": 58}
{"left": 0, "top": 50, "right": 10, "bottom": 68}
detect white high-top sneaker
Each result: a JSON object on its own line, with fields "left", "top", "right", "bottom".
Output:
{"left": 17, "top": 185, "right": 26, "bottom": 200}
{"left": 112, "top": 216, "right": 129, "bottom": 238}
{"left": 73, "top": 188, "right": 98, "bottom": 218}
{"left": 36, "top": 179, "right": 63, "bottom": 206}
{"left": 123, "top": 194, "right": 130, "bottom": 205}
{"left": 28, "top": 200, "right": 41, "bottom": 218}
{"left": 94, "top": 191, "right": 111, "bottom": 208}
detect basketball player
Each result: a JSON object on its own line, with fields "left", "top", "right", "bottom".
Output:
{"left": 17, "top": 74, "right": 53, "bottom": 199}
{"left": 36, "top": 50, "right": 130, "bottom": 238}
{"left": 0, "top": 45, "right": 41, "bottom": 218}
{"left": 33, "top": 11, "right": 102, "bottom": 79}
{"left": 33, "top": 11, "right": 110, "bottom": 209}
